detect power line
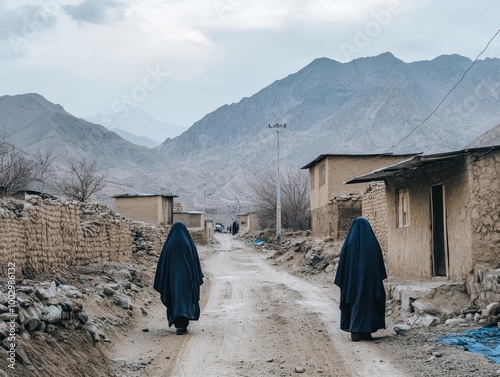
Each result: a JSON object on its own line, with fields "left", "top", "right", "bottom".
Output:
{"left": 388, "top": 28, "right": 500, "bottom": 151}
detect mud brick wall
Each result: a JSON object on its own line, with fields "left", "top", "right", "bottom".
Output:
{"left": 0, "top": 196, "right": 132, "bottom": 278}
{"left": 361, "top": 183, "right": 389, "bottom": 268}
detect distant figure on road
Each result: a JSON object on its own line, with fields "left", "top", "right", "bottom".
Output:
{"left": 334, "top": 217, "right": 387, "bottom": 342}
{"left": 231, "top": 220, "right": 239, "bottom": 235}
{"left": 153, "top": 222, "right": 204, "bottom": 335}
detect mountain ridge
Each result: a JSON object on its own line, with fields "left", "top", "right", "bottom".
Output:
{"left": 1, "top": 52, "right": 499, "bottom": 212}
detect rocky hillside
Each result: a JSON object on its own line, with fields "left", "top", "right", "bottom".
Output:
{"left": 158, "top": 53, "right": 500, "bottom": 165}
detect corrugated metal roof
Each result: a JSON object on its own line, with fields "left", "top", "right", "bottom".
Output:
{"left": 345, "top": 145, "right": 499, "bottom": 184}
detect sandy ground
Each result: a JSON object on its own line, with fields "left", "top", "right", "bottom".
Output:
{"left": 107, "top": 233, "right": 410, "bottom": 377}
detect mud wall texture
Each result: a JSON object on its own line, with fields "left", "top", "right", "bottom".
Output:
{"left": 311, "top": 197, "right": 361, "bottom": 239}
{"left": 361, "top": 183, "right": 389, "bottom": 270}
{"left": 0, "top": 196, "right": 132, "bottom": 278}
{"left": 467, "top": 152, "right": 500, "bottom": 265}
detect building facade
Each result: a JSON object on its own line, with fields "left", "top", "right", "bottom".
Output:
{"left": 301, "top": 153, "right": 416, "bottom": 237}
{"left": 348, "top": 146, "right": 500, "bottom": 281}
{"left": 114, "top": 194, "right": 177, "bottom": 226}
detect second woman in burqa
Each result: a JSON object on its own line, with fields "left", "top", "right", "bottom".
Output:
{"left": 334, "top": 217, "right": 387, "bottom": 341}
{"left": 153, "top": 221, "right": 204, "bottom": 335}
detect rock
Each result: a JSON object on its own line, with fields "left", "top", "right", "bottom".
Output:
{"left": 60, "top": 301, "right": 73, "bottom": 312}
{"left": 114, "top": 295, "right": 133, "bottom": 310}
{"left": 77, "top": 311, "right": 89, "bottom": 324}
{"left": 294, "top": 366, "right": 305, "bottom": 373}
{"left": 42, "top": 305, "right": 62, "bottom": 324}
{"left": 486, "top": 302, "right": 500, "bottom": 316}
{"left": 112, "top": 357, "right": 127, "bottom": 366}
{"left": 0, "top": 321, "right": 8, "bottom": 340}
{"left": 35, "top": 282, "right": 57, "bottom": 300}
{"left": 445, "top": 318, "right": 466, "bottom": 327}
{"left": 0, "top": 313, "right": 17, "bottom": 322}
{"left": 394, "top": 324, "right": 411, "bottom": 335}
{"left": 414, "top": 315, "right": 438, "bottom": 327}
{"left": 116, "top": 269, "right": 132, "bottom": 281}
{"left": 0, "top": 305, "right": 8, "bottom": 313}
{"left": 103, "top": 286, "right": 117, "bottom": 296}
{"left": 83, "top": 321, "right": 99, "bottom": 342}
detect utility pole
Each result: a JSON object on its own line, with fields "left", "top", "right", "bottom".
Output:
{"left": 268, "top": 123, "right": 286, "bottom": 245}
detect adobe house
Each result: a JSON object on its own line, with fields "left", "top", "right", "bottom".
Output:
{"left": 346, "top": 145, "right": 500, "bottom": 282}
{"left": 173, "top": 211, "right": 205, "bottom": 229}
{"left": 237, "top": 212, "right": 262, "bottom": 232}
{"left": 301, "top": 153, "right": 417, "bottom": 238}
{"left": 113, "top": 194, "right": 177, "bottom": 226}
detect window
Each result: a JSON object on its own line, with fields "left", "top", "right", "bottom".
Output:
{"left": 310, "top": 167, "right": 315, "bottom": 189}
{"left": 397, "top": 189, "right": 410, "bottom": 227}
{"left": 319, "top": 163, "right": 326, "bottom": 186}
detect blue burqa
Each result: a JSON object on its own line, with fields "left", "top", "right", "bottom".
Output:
{"left": 334, "top": 217, "right": 387, "bottom": 334}
{"left": 153, "top": 222, "right": 204, "bottom": 327}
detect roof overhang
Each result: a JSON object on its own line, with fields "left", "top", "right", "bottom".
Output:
{"left": 345, "top": 145, "right": 499, "bottom": 184}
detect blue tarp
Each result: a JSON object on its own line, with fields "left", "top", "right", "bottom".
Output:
{"left": 437, "top": 327, "right": 500, "bottom": 363}
{"left": 253, "top": 239, "right": 265, "bottom": 247}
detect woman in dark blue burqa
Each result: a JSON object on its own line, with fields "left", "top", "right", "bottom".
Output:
{"left": 153, "top": 222, "right": 204, "bottom": 335}
{"left": 334, "top": 217, "right": 387, "bottom": 341}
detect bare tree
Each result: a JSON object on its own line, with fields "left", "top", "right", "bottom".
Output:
{"left": 0, "top": 133, "right": 34, "bottom": 197}
{"left": 58, "top": 156, "right": 105, "bottom": 202}
{"left": 248, "top": 167, "right": 310, "bottom": 231}
{"left": 31, "top": 148, "right": 58, "bottom": 192}
{"left": 281, "top": 168, "right": 311, "bottom": 231}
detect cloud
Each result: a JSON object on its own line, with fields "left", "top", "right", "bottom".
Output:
{"left": 63, "top": 0, "right": 126, "bottom": 25}
{"left": 0, "top": 3, "right": 59, "bottom": 57}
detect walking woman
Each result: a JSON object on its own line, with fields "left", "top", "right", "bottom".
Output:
{"left": 334, "top": 217, "right": 387, "bottom": 341}
{"left": 154, "top": 222, "right": 204, "bottom": 335}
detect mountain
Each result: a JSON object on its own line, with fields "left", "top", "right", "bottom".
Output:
{"left": 158, "top": 53, "right": 500, "bottom": 166}
{"left": 469, "top": 123, "right": 500, "bottom": 148}
{"left": 1, "top": 53, "right": 500, "bottom": 215}
{"left": 109, "top": 128, "right": 160, "bottom": 148}
{"left": 84, "top": 107, "right": 186, "bottom": 144}
{"left": 0, "top": 93, "right": 173, "bottom": 203}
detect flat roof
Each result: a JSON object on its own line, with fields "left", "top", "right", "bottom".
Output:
{"left": 300, "top": 152, "right": 419, "bottom": 169}
{"left": 345, "top": 145, "right": 499, "bottom": 184}
{"left": 113, "top": 193, "right": 178, "bottom": 199}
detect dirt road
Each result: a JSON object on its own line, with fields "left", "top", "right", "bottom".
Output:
{"left": 111, "top": 233, "right": 409, "bottom": 377}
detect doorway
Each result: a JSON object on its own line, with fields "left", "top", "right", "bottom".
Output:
{"left": 431, "top": 185, "right": 448, "bottom": 277}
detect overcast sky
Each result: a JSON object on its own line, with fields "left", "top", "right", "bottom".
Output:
{"left": 1, "top": 0, "right": 499, "bottom": 131}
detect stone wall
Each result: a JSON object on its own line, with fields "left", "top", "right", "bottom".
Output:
{"left": 467, "top": 264, "right": 500, "bottom": 307}
{"left": 0, "top": 196, "right": 132, "bottom": 278}
{"left": 310, "top": 195, "right": 361, "bottom": 239}
{"left": 130, "top": 223, "right": 169, "bottom": 254}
